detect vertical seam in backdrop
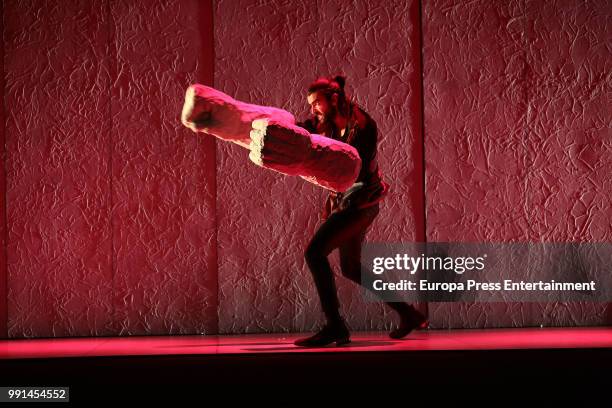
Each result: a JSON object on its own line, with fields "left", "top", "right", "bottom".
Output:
{"left": 417, "top": 0, "right": 427, "bottom": 250}
{"left": 107, "top": 0, "right": 117, "bottom": 335}
{"left": 0, "top": 0, "right": 7, "bottom": 339}
{"left": 200, "top": 0, "right": 219, "bottom": 335}
{"left": 417, "top": 0, "right": 429, "bottom": 318}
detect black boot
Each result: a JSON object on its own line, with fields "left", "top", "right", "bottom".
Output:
{"left": 389, "top": 306, "right": 428, "bottom": 339}
{"left": 294, "top": 321, "right": 351, "bottom": 347}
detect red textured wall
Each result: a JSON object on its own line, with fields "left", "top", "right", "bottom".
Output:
{"left": 3, "top": 0, "right": 217, "bottom": 338}
{"left": 108, "top": 0, "right": 217, "bottom": 335}
{"left": 1, "top": 0, "right": 609, "bottom": 338}
{"left": 424, "top": 0, "right": 611, "bottom": 328}
{"left": 0, "top": 0, "right": 6, "bottom": 338}
{"left": 4, "top": 0, "right": 114, "bottom": 337}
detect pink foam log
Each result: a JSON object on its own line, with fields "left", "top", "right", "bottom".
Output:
{"left": 181, "top": 84, "right": 295, "bottom": 149}
{"left": 249, "top": 119, "right": 362, "bottom": 192}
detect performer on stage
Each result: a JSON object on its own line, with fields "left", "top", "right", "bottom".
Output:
{"left": 181, "top": 77, "right": 427, "bottom": 347}
{"left": 293, "top": 75, "right": 427, "bottom": 347}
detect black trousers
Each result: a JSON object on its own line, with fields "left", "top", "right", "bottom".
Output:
{"left": 305, "top": 203, "right": 413, "bottom": 325}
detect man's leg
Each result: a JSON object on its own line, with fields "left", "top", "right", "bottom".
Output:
{"left": 304, "top": 204, "right": 381, "bottom": 326}
{"left": 338, "top": 209, "right": 427, "bottom": 339}
{"left": 339, "top": 231, "right": 412, "bottom": 316}
{"left": 338, "top": 228, "right": 417, "bottom": 317}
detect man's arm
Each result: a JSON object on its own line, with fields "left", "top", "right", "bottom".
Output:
{"left": 356, "top": 115, "right": 379, "bottom": 173}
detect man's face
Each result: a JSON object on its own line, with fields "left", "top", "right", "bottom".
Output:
{"left": 307, "top": 91, "right": 337, "bottom": 123}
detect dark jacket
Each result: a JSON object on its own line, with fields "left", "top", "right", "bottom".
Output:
{"left": 298, "top": 103, "right": 389, "bottom": 219}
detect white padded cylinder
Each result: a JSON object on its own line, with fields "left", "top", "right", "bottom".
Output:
{"left": 249, "top": 119, "right": 361, "bottom": 192}
{"left": 182, "top": 84, "right": 361, "bottom": 192}
{"left": 181, "top": 84, "right": 294, "bottom": 149}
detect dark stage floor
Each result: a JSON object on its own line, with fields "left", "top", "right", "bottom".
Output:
{"left": 2, "top": 327, "right": 612, "bottom": 359}
{"left": 1, "top": 327, "right": 611, "bottom": 401}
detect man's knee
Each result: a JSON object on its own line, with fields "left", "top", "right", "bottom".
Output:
{"left": 304, "top": 241, "right": 326, "bottom": 266}
{"left": 340, "top": 259, "right": 362, "bottom": 284}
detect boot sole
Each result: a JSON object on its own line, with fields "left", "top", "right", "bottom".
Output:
{"left": 294, "top": 336, "right": 351, "bottom": 348}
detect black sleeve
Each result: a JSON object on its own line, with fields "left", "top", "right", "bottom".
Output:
{"left": 358, "top": 118, "right": 378, "bottom": 169}
{"left": 296, "top": 118, "right": 317, "bottom": 133}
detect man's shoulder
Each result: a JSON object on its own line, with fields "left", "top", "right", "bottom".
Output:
{"left": 352, "top": 105, "right": 376, "bottom": 132}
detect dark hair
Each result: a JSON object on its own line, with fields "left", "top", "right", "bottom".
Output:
{"left": 307, "top": 75, "right": 351, "bottom": 117}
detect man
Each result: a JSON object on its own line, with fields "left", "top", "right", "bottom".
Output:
{"left": 294, "top": 75, "right": 427, "bottom": 347}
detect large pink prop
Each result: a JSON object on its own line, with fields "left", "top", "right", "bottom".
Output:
{"left": 182, "top": 84, "right": 361, "bottom": 192}
{"left": 181, "top": 84, "right": 294, "bottom": 149}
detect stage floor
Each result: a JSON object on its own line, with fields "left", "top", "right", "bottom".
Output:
{"left": 1, "top": 327, "right": 611, "bottom": 399}
{"left": 2, "top": 326, "right": 611, "bottom": 360}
